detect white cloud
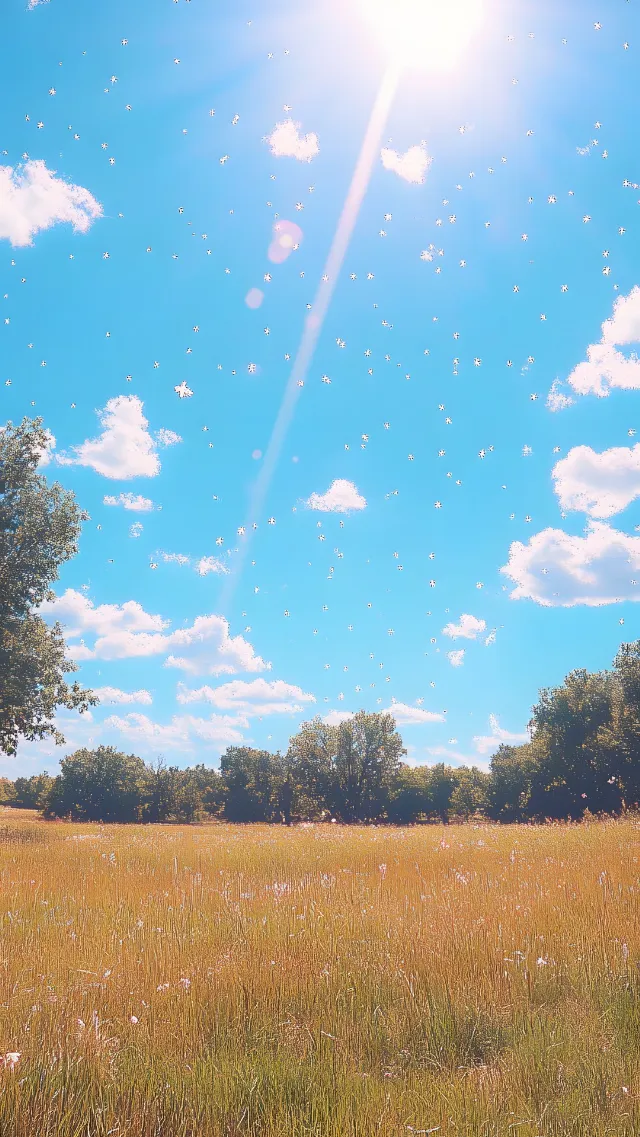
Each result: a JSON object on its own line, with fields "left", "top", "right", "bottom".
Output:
{"left": 57, "top": 396, "right": 180, "bottom": 479}
{"left": 155, "top": 428, "right": 182, "bottom": 447}
{"left": 546, "top": 379, "right": 574, "bottom": 412}
{"left": 380, "top": 145, "right": 432, "bottom": 185}
{"left": 473, "top": 714, "right": 528, "bottom": 757}
{"left": 447, "top": 650, "right": 466, "bottom": 667}
{"left": 177, "top": 678, "right": 315, "bottom": 716}
{"left": 0, "top": 160, "right": 101, "bottom": 247}
{"left": 28, "top": 0, "right": 50, "bottom": 7}
{"left": 553, "top": 443, "right": 640, "bottom": 519}
{"left": 160, "top": 552, "right": 190, "bottom": 566}
{"left": 103, "top": 712, "right": 246, "bottom": 752}
{"left": 266, "top": 120, "right": 319, "bottom": 162}
{"left": 306, "top": 479, "right": 366, "bottom": 513}
{"left": 93, "top": 687, "right": 153, "bottom": 705}
{"left": 321, "top": 710, "right": 355, "bottom": 726}
{"left": 103, "top": 492, "right": 155, "bottom": 512}
{"left": 442, "top": 613, "right": 486, "bottom": 640}
{"left": 129, "top": 522, "right": 143, "bottom": 538}
{"left": 41, "top": 588, "right": 270, "bottom": 674}
{"left": 501, "top": 521, "right": 640, "bottom": 606}
{"left": 386, "top": 702, "right": 445, "bottom": 724}
{"left": 196, "top": 556, "right": 229, "bottom": 577}
{"left": 566, "top": 287, "right": 640, "bottom": 398}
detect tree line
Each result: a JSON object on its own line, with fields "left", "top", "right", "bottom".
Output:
{"left": 3, "top": 418, "right": 640, "bottom": 826}
{"left": 5, "top": 637, "right": 640, "bottom": 825}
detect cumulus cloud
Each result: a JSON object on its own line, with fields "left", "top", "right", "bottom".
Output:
{"left": 380, "top": 145, "right": 432, "bottom": 184}
{"left": 41, "top": 588, "right": 270, "bottom": 674}
{"left": 0, "top": 160, "right": 101, "bottom": 246}
{"left": 28, "top": 0, "right": 50, "bottom": 7}
{"left": 57, "top": 396, "right": 180, "bottom": 479}
{"left": 266, "top": 120, "right": 319, "bottom": 162}
{"left": 501, "top": 521, "right": 640, "bottom": 607}
{"left": 306, "top": 479, "right": 366, "bottom": 513}
{"left": 473, "top": 714, "right": 528, "bottom": 757}
{"left": 93, "top": 687, "right": 153, "bottom": 705}
{"left": 103, "top": 492, "right": 155, "bottom": 512}
{"left": 552, "top": 443, "right": 640, "bottom": 519}
{"left": 321, "top": 710, "right": 355, "bottom": 726}
{"left": 442, "top": 613, "right": 486, "bottom": 640}
{"left": 385, "top": 702, "right": 445, "bottom": 724}
{"left": 566, "top": 287, "right": 640, "bottom": 398}
{"left": 447, "top": 650, "right": 466, "bottom": 667}
{"left": 103, "top": 712, "right": 246, "bottom": 752}
{"left": 177, "top": 678, "right": 315, "bottom": 716}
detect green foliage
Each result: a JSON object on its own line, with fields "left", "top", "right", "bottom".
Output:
{"left": 220, "top": 747, "right": 285, "bottom": 822}
{"left": 12, "top": 772, "right": 54, "bottom": 810}
{"left": 44, "top": 746, "right": 148, "bottom": 822}
{"left": 0, "top": 417, "right": 97, "bottom": 756}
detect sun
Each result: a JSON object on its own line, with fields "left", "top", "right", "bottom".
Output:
{"left": 360, "top": 0, "right": 484, "bottom": 70}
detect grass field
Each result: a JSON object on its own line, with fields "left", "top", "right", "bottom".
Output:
{"left": 0, "top": 810, "right": 639, "bottom": 1136}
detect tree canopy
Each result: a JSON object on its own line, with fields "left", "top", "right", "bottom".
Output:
{"left": 0, "top": 417, "right": 97, "bottom": 756}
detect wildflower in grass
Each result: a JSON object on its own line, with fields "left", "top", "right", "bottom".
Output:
{"left": 1, "top": 1053, "right": 20, "bottom": 1071}
{"left": 130, "top": 1015, "right": 139, "bottom": 1024}
{"left": 179, "top": 978, "right": 191, "bottom": 989}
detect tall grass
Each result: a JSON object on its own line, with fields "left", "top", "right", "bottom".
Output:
{"left": 0, "top": 809, "right": 638, "bottom": 1135}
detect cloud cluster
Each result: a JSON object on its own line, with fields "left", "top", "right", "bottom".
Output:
{"left": 552, "top": 443, "right": 640, "bottom": 519}
{"left": 0, "top": 160, "right": 101, "bottom": 246}
{"left": 58, "top": 396, "right": 181, "bottom": 479}
{"left": 473, "top": 714, "right": 529, "bottom": 756}
{"left": 566, "top": 286, "right": 640, "bottom": 397}
{"left": 177, "top": 678, "right": 315, "bottom": 716}
{"left": 103, "top": 712, "right": 246, "bottom": 751}
{"left": 266, "top": 120, "right": 319, "bottom": 162}
{"left": 502, "top": 521, "right": 640, "bottom": 607}
{"left": 306, "top": 479, "right": 366, "bottom": 513}
{"left": 380, "top": 145, "right": 432, "bottom": 185}
{"left": 41, "top": 589, "right": 270, "bottom": 674}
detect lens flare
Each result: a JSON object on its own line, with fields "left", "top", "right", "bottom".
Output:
{"left": 361, "top": 0, "right": 484, "bottom": 69}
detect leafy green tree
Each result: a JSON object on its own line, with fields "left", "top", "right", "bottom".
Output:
{"left": 0, "top": 417, "right": 97, "bottom": 756}
{"left": 12, "top": 772, "right": 54, "bottom": 810}
{"left": 0, "top": 778, "right": 15, "bottom": 805}
{"left": 449, "top": 766, "right": 491, "bottom": 819}
{"left": 220, "top": 747, "right": 283, "bottom": 822}
{"left": 388, "top": 764, "right": 432, "bottom": 823}
{"left": 487, "top": 744, "right": 537, "bottom": 822}
{"left": 43, "top": 746, "right": 147, "bottom": 822}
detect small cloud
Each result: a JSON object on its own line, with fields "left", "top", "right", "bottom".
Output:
{"left": 385, "top": 702, "right": 445, "bottom": 724}
{"left": 380, "top": 144, "right": 432, "bottom": 185}
{"left": 103, "top": 492, "right": 155, "bottom": 512}
{"left": 195, "top": 556, "right": 230, "bottom": 577}
{"left": 93, "top": 687, "right": 153, "bottom": 705}
{"left": 546, "top": 379, "right": 574, "bottom": 412}
{"left": 160, "top": 551, "right": 190, "bottom": 566}
{"left": 0, "top": 160, "right": 101, "bottom": 246}
{"left": 57, "top": 396, "right": 179, "bottom": 479}
{"left": 473, "top": 714, "right": 528, "bottom": 757}
{"left": 442, "top": 613, "right": 486, "bottom": 640}
{"left": 266, "top": 119, "right": 319, "bottom": 162}
{"left": 104, "top": 712, "right": 246, "bottom": 752}
{"left": 447, "top": 649, "right": 466, "bottom": 667}
{"left": 155, "top": 428, "right": 182, "bottom": 447}
{"left": 321, "top": 710, "right": 355, "bottom": 725}
{"left": 129, "top": 522, "right": 143, "bottom": 538}
{"left": 306, "top": 479, "right": 366, "bottom": 513}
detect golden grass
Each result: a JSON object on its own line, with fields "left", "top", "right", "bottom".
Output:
{"left": 0, "top": 808, "right": 639, "bottom": 1135}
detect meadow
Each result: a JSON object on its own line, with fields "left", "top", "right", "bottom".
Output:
{"left": 0, "top": 810, "right": 639, "bottom": 1136}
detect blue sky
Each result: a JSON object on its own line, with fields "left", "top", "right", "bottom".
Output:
{"left": 3, "top": 0, "right": 640, "bottom": 774}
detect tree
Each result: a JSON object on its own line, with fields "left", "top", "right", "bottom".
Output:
{"left": 288, "top": 711, "right": 405, "bottom": 822}
{"left": 43, "top": 746, "right": 147, "bottom": 822}
{"left": 487, "top": 744, "right": 537, "bottom": 822}
{"left": 220, "top": 747, "right": 283, "bottom": 822}
{"left": 12, "top": 772, "right": 54, "bottom": 810}
{"left": 0, "top": 417, "right": 97, "bottom": 756}
{"left": 388, "top": 764, "right": 432, "bottom": 823}
{"left": 449, "top": 766, "right": 491, "bottom": 819}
